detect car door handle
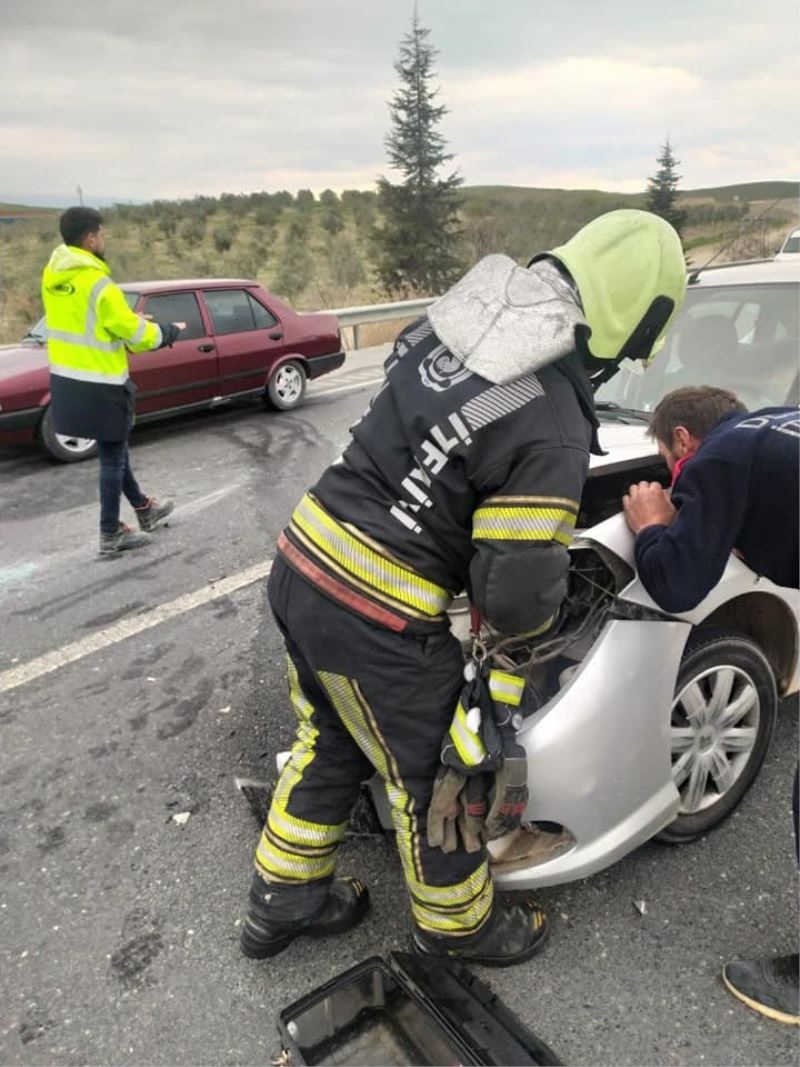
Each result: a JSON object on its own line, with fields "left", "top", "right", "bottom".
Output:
{"left": 268, "top": 331, "right": 283, "bottom": 341}
{"left": 198, "top": 343, "right": 215, "bottom": 352}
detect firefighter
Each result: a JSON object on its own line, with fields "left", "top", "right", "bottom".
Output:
{"left": 241, "top": 210, "right": 687, "bottom": 967}
{"left": 41, "top": 207, "right": 181, "bottom": 557}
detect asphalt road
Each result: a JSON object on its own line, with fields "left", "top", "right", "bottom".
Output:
{"left": 0, "top": 348, "right": 797, "bottom": 1067}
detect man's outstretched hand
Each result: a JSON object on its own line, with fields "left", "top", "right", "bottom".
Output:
{"left": 623, "top": 481, "right": 677, "bottom": 534}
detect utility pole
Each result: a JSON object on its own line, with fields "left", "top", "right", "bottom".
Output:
{"left": 76, "top": 185, "right": 84, "bottom": 206}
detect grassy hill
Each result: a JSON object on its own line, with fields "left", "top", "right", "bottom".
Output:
{"left": 1, "top": 181, "right": 797, "bottom": 345}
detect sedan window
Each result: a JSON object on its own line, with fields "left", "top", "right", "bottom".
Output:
{"left": 142, "top": 292, "right": 206, "bottom": 341}
{"left": 596, "top": 283, "right": 800, "bottom": 413}
{"left": 248, "top": 293, "right": 278, "bottom": 329}
{"left": 204, "top": 289, "right": 257, "bottom": 335}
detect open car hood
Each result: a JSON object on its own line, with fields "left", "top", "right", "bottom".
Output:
{"left": 590, "top": 421, "right": 658, "bottom": 472}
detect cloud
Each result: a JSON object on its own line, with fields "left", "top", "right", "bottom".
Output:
{"left": 0, "top": 0, "right": 797, "bottom": 200}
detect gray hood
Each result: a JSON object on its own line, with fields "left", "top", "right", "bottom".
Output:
{"left": 427, "top": 254, "right": 587, "bottom": 385}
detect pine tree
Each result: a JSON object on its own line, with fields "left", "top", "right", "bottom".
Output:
{"left": 646, "top": 139, "right": 686, "bottom": 239}
{"left": 374, "top": 13, "right": 463, "bottom": 296}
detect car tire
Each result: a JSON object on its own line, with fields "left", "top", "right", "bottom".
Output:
{"left": 38, "top": 406, "right": 98, "bottom": 463}
{"left": 265, "top": 360, "right": 307, "bottom": 411}
{"left": 657, "top": 626, "right": 777, "bottom": 844}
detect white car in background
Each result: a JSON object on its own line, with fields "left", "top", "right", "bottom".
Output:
{"left": 775, "top": 228, "right": 800, "bottom": 261}
{"left": 374, "top": 258, "right": 800, "bottom": 887}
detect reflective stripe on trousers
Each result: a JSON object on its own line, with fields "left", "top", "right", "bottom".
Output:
{"left": 255, "top": 562, "right": 493, "bottom": 938}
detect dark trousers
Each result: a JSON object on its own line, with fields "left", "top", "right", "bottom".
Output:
{"left": 254, "top": 557, "right": 493, "bottom": 941}
{"left": 96, "top": 439, "right": 147, "bottom": 535}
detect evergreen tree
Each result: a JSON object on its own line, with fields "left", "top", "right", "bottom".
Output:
{"left": 374, "top": 13, "right": 463, "bottom": 296}
{"left": 646, "top": 139, "right": 686, "bottom": 238}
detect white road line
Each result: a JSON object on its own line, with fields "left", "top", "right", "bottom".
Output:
{"left": 0, "top": 559, "right": 273, "bottom": 696}
{"left": 311, "top": 377, "right": 384, "bottom": 398}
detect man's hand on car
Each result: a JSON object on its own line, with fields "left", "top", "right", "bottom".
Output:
{"left": 623, "top": 481, "right": 677, "bottom": 534}
{"left": 156, "top": 321, "right": 183, "bottom": 348}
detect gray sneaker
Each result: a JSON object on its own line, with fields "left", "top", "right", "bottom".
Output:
{"left": 135, "top": 496, "right": 175, "bottom": 532}
{"left": 99, "top": 522, "right": 151, "bottom": 557}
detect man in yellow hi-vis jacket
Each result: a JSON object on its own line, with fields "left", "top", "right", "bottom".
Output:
{"left": 240, "top": 211, "right": 687, "bottom": 968}
{"left": 42, "top": 207, "right": 181, "bottom": 556}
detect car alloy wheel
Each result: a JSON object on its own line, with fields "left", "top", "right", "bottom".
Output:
{"left": 38, "top": 405, "right": 98, "bottom": 463}
{"left": 670, "top": 665, "right": 760, "bottom": 814}
{"left": 657, "top": 627, "right": 777, "bottom": 843}
{"left": 266, "top": 360, "right": 307, "bottom": 411}
{"left": 55, "top": 433, "right": 97, "bottom": 457}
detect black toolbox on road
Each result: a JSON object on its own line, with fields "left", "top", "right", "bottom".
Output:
{"left": 277, "top": 951, "right": 562, "bottom": 1066}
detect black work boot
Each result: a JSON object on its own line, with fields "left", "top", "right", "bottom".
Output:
{"left": 240, "top": 873, "right": 370, "bottom": 959}
{"left": 413, "top": 896, "right": 549, "bottom": 968}
{"left": 722, "top": 953, "right": 800, "bottom": 1025}
{"left": 135, "top": 496, "right": 174, "bottom": 532}
{"left": 99, "top": 522, "right": 151, "bottom": 557}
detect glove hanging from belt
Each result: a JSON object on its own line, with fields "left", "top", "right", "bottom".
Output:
{"left": 428, "top": 653, "right": 530, "bottom": 854}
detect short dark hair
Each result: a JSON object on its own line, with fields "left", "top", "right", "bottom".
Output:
{"left": 649, "top": 386, "right": 747, "bottom": 446}
{"left": 59, "top": 206, "right": 103, "bottom": 247}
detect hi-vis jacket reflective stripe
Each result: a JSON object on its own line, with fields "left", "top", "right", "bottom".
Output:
{"left": 41, "top": 244, "right": 161, "bottom": 385}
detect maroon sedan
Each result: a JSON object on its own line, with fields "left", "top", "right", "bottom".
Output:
{"left": 0, "top": 279, "right": 344, "bottom": 461}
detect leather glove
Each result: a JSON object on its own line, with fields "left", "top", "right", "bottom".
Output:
{"left": 484, "top": 751, "right": 529, "bottom": 839}
{"left": 428, "top": 768, "right": 488, "bottom": 853}
{"left": 429, "top": 653, "right": 532, "bottom": 852}
{"left": 157, "top": 321, "right": 181, "bottom": 348}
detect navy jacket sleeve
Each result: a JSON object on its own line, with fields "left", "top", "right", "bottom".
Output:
{"left": 634, "top": 454, "right": 748, "bottom": 614}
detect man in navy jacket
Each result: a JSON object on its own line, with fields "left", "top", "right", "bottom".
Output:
{"left": 624, "top": 384, "right": 799, "bottom": 1025}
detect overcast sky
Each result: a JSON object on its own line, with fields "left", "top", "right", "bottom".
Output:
{"left": 2, "top": 0, "right": 798, "bottom": 204}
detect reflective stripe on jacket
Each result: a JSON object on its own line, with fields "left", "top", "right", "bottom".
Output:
{"left": 41, "top": 244, "right": 161, "bottom": 385}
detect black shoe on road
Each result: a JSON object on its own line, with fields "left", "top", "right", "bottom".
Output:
{"left": 413, "top": 896, "right": 549, "bottom": 968}
{"left": 722, "top": 953, "right": 800, "bottom": 1025}
{"left": 99, "top": 523, "right": 151, "bottom": 557}
{"left": 240, "top": 876, "right": 370, "bottom": 959}
{"left": 135, "top": 496, "right": 174, "bottom": 532}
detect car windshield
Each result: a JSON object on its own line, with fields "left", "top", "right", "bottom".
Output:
{"left": 122, "top": 291, "right": 140, "bottom": 310}
{"left": 595, "top": 281, "right": 800, "bottom": 414}
{"left": 24, "top": 316, "right": 47, "bottom": 343}
{"left": 781, "top": 234, "right": 800, "bottom": 254}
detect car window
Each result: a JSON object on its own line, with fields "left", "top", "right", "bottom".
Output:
{"left": 781, "top": 234, "right": 800, "bottom": 254}
{"left": 204, "top": 289, "right": 258, "bottom": 335}
{"left": 142, "top": 292, "right": 206, "bottom": 341}
{"left": 248, "top": 293, "right": 278, "bottom": 329}
{"left": 596, "top": 282, "right": 800, "bottom": 413}
{"left": 122, "top": 291, "right": 140, "bottom": 310}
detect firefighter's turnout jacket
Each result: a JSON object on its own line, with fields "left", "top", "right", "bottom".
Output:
{"left": 41, "top": 244, "right": 163, "bottom": 441}
{"left": 256, "top": 256, "right": 600, "bottom": 941}
{"left": 279, "top": 256, "right": 600, "bottom": 637}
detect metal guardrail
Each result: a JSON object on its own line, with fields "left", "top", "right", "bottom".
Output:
{"left": 325, "top": 296, "right": 436, "bottom": 349}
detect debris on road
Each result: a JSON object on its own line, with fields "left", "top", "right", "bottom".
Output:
{"left": 170, "top": 811, "right": 191, "bottom": 826}
{"left": 633, "top": 898, "right": 648, "bottom": 916}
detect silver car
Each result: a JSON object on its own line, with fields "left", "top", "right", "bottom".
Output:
{"left": 370, "top": 258, "right": 800, "bottom": 887}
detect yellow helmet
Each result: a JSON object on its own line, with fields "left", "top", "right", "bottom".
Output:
{"left": 530, "top": 209, "right": 687, "bottom": 364}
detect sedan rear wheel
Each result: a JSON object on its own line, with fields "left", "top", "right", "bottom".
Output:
{"left": 39, "top": 406, "right": 98, "bottom": 463}
{"left": 657, "top": 627, "right": 777, "bottom": 843}
{"left": 266, "top": 360, "right": 307, "bottom": 411}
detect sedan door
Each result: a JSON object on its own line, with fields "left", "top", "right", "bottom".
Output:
{"left": 201, "top": 288, "right": 288, "bottom": 397}
{"left": 130, "top": 291, "right": 218, "bottom": 415}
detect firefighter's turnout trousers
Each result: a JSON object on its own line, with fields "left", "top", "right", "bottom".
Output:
{"left": 255, "top": 556, "right": 493, "bottom": 941}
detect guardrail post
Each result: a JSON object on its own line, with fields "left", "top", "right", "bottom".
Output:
{"left": 352, "top": 323, "right": 360, "bottom": 350}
